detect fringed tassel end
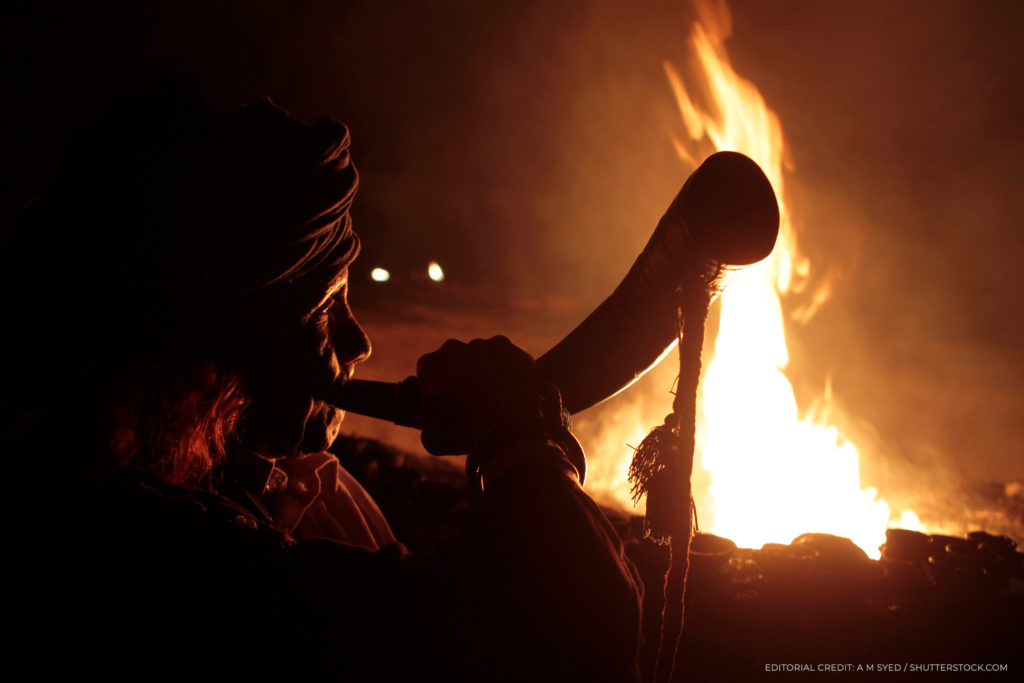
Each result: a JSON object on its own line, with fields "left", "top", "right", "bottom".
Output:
{"left": 629, "top": 419, "right": 685, "bottom": 546}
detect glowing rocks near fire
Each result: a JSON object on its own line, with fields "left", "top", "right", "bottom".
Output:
{"left": 587, "top": 0, "right": 920, "bottom": 559}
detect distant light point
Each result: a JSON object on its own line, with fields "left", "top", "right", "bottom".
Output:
{"left": 370, "top": 267, "right": 391, "bottom": 282}
{"left": 427, "top": 261, "right": 444, "bottom": 282}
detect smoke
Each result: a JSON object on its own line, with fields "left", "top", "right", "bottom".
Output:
{"left": 726, "top": 0, "right": 1024, "bottom": 485}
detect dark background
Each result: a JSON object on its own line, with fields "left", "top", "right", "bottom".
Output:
{"left": 3, "top": 1, "right": 1023, "bottom": 503}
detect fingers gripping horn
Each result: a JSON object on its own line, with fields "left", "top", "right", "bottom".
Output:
{"left": 326, "top": 151, "right": 780, "bottom": 425}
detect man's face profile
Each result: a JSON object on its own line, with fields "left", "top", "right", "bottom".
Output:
{"left": 236, "top": 264, "right": 371, "bottom": 458}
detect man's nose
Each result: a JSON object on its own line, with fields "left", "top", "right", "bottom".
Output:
{"left": 335, "top": 314, "right": 372, "bottom": 366}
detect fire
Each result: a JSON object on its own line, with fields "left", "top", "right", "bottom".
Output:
{"left": 584, "top": 0, "right": 921, "bottom": 558}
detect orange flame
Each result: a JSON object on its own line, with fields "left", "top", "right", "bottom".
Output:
{"left": 583, "top": 0, "right": 922, "bottom": 558}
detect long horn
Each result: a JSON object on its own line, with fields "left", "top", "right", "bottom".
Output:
{"left": 326, "top": 151, "right": 779, "bottom": 426}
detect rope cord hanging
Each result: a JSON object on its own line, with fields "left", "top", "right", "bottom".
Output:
{"left": 628, "top": 270, "right": 718, "bottom": 683}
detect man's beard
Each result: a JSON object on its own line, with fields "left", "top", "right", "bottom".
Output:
{"left": 298, "top": 400, "right": 344, "bottom": 454}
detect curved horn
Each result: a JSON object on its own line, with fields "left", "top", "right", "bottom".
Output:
{"left": 326, "top": 151, "right": 779, "bottom": 425}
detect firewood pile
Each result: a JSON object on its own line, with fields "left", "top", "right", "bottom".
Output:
{"left": 334, "top": 435, "right": 1023, "bottom": 680}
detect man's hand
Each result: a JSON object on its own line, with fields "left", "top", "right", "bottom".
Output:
{"left": 415, "top": 336, "right": 564, "bottom": 455}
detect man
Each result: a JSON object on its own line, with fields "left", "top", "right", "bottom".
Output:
{"left": 1, "top": 79, "right": 641, "bottom": 682}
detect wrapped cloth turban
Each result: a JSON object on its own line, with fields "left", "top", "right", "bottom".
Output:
{"left": 0, "top": 77, "right": 360, "bottom": 398}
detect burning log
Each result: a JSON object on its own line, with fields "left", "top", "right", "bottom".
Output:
{"left": 882, "top": 528, "right": 1023, "bottom": 595}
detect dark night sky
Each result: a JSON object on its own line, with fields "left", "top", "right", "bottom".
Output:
{"left": 3, "top": 1, "right": 1023, "bottom": 492}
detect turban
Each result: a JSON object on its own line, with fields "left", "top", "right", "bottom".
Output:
{"left": 8, "top": 77, "right": 360, "bottom": 300}
{"left": 197, "top": 98, "right": 361, "bottom": 295}
{"left": 0, "top": 78, "right": 361, "bottom": 397}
